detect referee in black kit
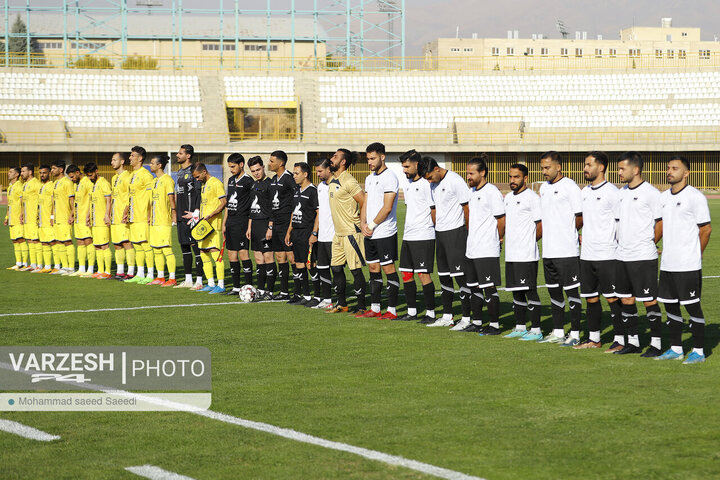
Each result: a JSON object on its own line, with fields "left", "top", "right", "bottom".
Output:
{"left": 174, "top": 144, "right": 204, "bottom": 289}
{"left": 222, "top": 153, "right": 255, "bottom": 295}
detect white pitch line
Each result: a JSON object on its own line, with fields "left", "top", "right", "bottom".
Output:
{"left": 125, "top": 465, "right": 195, "bottom": 480}
{"left": 0, "top": 362, "right": 484, "bottom": 480}
{"left": 0, "top": 418, "right": 60, "bottom": 442}
{"left": 0, "top": 302, "right": 244, "bottom": 318}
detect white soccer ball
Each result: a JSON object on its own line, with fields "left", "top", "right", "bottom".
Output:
{"left": 238, "top": 284, "right": 256, "bottom": 303}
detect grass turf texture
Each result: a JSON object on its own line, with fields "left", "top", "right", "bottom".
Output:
{"left": 1, "top": 201, "right": 719, "bottom": 480}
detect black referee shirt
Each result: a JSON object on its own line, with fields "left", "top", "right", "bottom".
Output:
{"left": 226, "top": 173, "right": 254, "bottom": 218}
{"left": 270, "top": 169, "right": 297, "bottom": 224}
{"left": 175, "top": 165, "right": 201, "bottom": 213}
{"left": 291, "top": 184, "right": 319, "bottom": 229}
{"left": 250, "top": 177, "right": 272, "bottom": 220}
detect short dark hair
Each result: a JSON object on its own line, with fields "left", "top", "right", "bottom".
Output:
{"left": 315, "top": 158, "right": 331, "bottom": 169}
{"left": 669, "top": 154, "right": 690, "bottom": 170}
{"left": 131, "top": 146, "right": 146, "bottom": 162}
{"left": 180, "top": 144, "right": 194, "bottom": 158}
{"left": 21, "top": 163, "right": 34, "bottom": 173}
{"left": 152, "top": 154, "right": 169, "bottom": 170}
{"left": 418, "top": 156, "right": 439, "bottom": 178}
{"left": 9, "top": 166, "right": 21, "bottom": 175}
{"left": 366, "top": 142, "right": 385, "bottom": 155}
{"left": 468, "top": 153, "right": 489, "bottom": 176}
{"left": 617, "top": 151, "right": 643, "bottom": 173}
{"left": 193, "top": 162, "right": 207, "bottom": 173}
{"left": 509, "top": 163, "right": 529, "bottom": 177}
{"left": 113, "top": 152, "right": 127, "bottom": 163}
{"left": 84, "top": 163, "right": 98, "bottom": 174}
{"left": 228, "top": 153, "right": 245, "bottom": 165}
{"left": 587, "top": 151, "right": 609, "bottom": 173}
{"left": 337, "top": 148, "right": 357, "bottom": 168}
{"left": 399, "top": 149, "right": 421, "bottom": 163}
{"left": 540, "top": 151, "right": 562, "bottom": 165}
{"left": 51, "top": 159, "right": 66, "bottom": 169}
{"left": 270, "top": 150, "right": 288, "bottom": 166}
{"left": 248, "top": 156, "right": 263, "bottom": 168}
{"left": 66, "top": 164, "right": 80, "bottom": 174}
{"left": 294, "top": 162, "right": 310, "bottom": 175}
{"left": 39, "top": 164, "right": 50, "bottom": 171}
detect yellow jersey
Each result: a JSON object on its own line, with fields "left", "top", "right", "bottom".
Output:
{"left": 52, "top": 176, "right": 75, "bottom": 225}
{"left": 22, "top": 177, "right": 41, "bottom": 226}
{"left": 74, "top": 176, "right": 93, "bottom": 225}
{"left": 110, "top": 170, "right": 131, "bottom": 225}
{"left": 6, "top": 179, "right": 24, "bottom": 225}
{"left": 38, "top": 180, "right": 55, "bottom": 228}
{"left": 150, "top": 174, "right": 175, "bottom": 227}
{"left": 90, "top": 177, "right": 112, "bottom": 227}
{"left": 328, "top": 170, "right": 363, "bottom": 236}
{"left": 200, "top": 176, "right": 226, "bottom": 231}
{"left": 128, "top": 167, "right": 153, "bottom": 223}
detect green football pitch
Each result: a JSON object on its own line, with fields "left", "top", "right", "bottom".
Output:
{"left": 1, "top": 201, "right": 719, "bottom": 480}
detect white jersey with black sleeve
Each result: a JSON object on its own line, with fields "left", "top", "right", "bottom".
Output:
{"left": 615, "top": 181, "right": 662, "bottom": 262}
{"left": 504, "top": 187, "right": 541, "bottom": 262}
{"left": 539, "top": 176, "right": 582, "bottom": 259}
{"left": 430, "top": 169, "right": 470, "bottom": 232}
{"left": 580, "top": 181, "right": 619, "bottom": 261}
{"left": 401, "top": 176, "right": 435, "bottom": 241}
{"left": 466, "top": 182, "right": 505, "bottom": 258}
{"left": 660, "top": 185, "right": 711, "bottom": 272}
{"left": 364, "top": 168, "right": 399, "bottom": 240}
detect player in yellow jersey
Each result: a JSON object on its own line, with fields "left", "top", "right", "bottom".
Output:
{"left": 123, "top": 146, "right": 155, "bottom": 285}
{"left": 67, "top": 164, "right": 94, "bottom": 276}
{"left": 50, "top": 160, "right": 75, "bottom": 274}
{"left": 183, "top": 163, "right": 226, "bottom": 294}
{"left": 34, "top": 165, "right": 55, "bottom": 273}
{"left": 4, "top": 166, "right": 26, "bottom": 270}
{"left": 19, "top": 164, "right": 42, "bottom": 271}
{"left": 110, "top": 152, "right": 135, "bottom": 279}
{"left": 147, "top": 155, "right": 177, "bottom": 286}
{"left": 85, "top": 163, "right": 113, "bottom": 279}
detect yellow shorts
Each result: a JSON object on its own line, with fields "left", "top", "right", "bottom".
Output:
{"left": 129, "top": 222, "right": 148, "bottom": 244}
{"left": 9, "top": 224, "right": 23, "bottom": 240}
{"left": 149, "top": 225, "right": 172, "bottom": 248}
{"left": 199, "top": 229, "right": 222, "bottom": 251}
{"left": 23, "top": 223, "right": 38, "bottom": 241}
{"left": 74, "top": 223, "right": 92, "bottom": 240}
{"left": 111, "top": 223, "right": 130, "bottom": 244}
{"left": 331, "top": 232, "right": 366, "bottom": 270}
{"left": 92, "top": 226, "right": 111, "bottom": 247}
{"left": 53, "top": 223, "right": 72, "bottom": 242}
{"left": 39, "top": 226, "right": 55, "bottom": 243}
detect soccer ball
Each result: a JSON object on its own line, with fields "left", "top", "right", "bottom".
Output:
{"left": 238, "top": 284, "right": 256, "bottom": 303}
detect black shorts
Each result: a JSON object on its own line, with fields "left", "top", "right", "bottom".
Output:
{"left": 225, "top": 216, "right": 249, "bottom": 251}
{"left": 505, "top": 261, "right": 538, "bottom": 291}
{"left": 543, "top": 257, "right": 580, "bottom": 290}
{"left": 176, "top": 221, "right": 195, "bottom": 246}
{"left": 316, "top": 241, "right": 333, "bottom": 269}
{"left": 250, "top": 218, "right": 271, "bottom": 253}
{"left": 271, "top": 222, "right": 292, "bottom": 252}
{"left": 364, "top": 233, "right": 398, "bottom": 265}
{"left": 399, "top": 239, "right": 435, "bottom": 273}
{"left": 291, "top": 228, "right": 312, "bottom": 263}
{"left": 465, "top": 257, "right": 501, "bottom": 288}
{"left": 658, "top": 270, "right": 702, "bottom": 305}
{"left": 436, "top": 227, "right": 467, "bottom": 277}
{"left": 580, "top": 259, "right": 616, "bottom": 298}
{"left": 615, "top": 259, "right": 658, "bottom": 301}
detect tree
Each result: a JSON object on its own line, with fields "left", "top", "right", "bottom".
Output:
{"left": 121, "top": 55, "right": 158, "bottom": 70}
{"left": 9, "top": 15, "right": 41, "bottom": 54}
{"left": 71, "top": 55, "right": 114, "bottom": 69}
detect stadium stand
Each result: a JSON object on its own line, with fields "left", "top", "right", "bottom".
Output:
{"left": 223, "top": 76, "right": 295, "bottom": 103}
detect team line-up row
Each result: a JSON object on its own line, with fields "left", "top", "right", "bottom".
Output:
{"left": 3, "top": 144, "right": 711, "bottom": 364}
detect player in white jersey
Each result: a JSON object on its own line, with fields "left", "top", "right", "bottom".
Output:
{"left": 537, "top": 151, "right": 584, "bottom": 346}
{"left": 459, "top": 155, "right": 505, "bottom": 335}
{"left": 656, "top": 156, "right": 712, "bottom": 364}
{"left": 313, "top": 158, "right": 336, "bottom": 309}
{"left": 576, "top": 151, "right": 624, "bottom": 352}
{"left": 420, "top": 155, "right": 472, "bottom": 327}
{"left": 359, "top": 142, "right": 401, "bottom": 319}
{"left": 503, "top": 164, "right": 544, "bottom": 341}
{"left": 396, "top": 150, "right": 437, "bottom": 323}
{"left": 614, "top": 151, "right": 664, "bottom": 356}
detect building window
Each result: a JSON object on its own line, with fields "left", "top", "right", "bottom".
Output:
{"left": 223, "top": 44, "right": 236, "bottom": 51}
{"left": 609, "top": 48, "right": 617, "bottom": 57}
{"left": 244, "top": 44, "right": 278, "bottom": 52}
{"left": 71, "top": 42, "right": 104, "bottom": 50}
{"left": 506, "top": 47, "right": 514, "bottom": 56}
{"left": 202, "top": 44, "right": 219, "bottom": 51}
{"left": 525, "top": 47, "right": 534, "bottom": 56}
{"left": 540, "top": 47, "right": 548, "bottom": 56}
{"left": 463, "top": 47, "right": 473, "bottom": 52}
{"left": 655, "top": 49, "right": 663, "bottom": 58}
{"left": 700, "top": 50, "right": 711, "bottom": 59}
{"left": 666, "top": 34, "right": 672, "bottom": 42}
{"left": 560, "top": 48, "right": 568, "bottom": 57}
{"left": 667, "top": 49, "right": 674, "bottom": 58}
{"left": 629, "top": 49, "right": 640, "bottom": 57}
{"left": 595, "top": 48, "right": 602, "bottom": 57}
{"left": 679, "top": 49, "right": 686, "bottom": 59}
{"left": 575, "top": 48, "right": 583, "bottom": 57}
{"left": 450, "top": 47, "right": 460, "bottom": 53}
{"left": 40, "top": 42, "right": 63, "bottom": 50}
{"left": 682, "top": 32, "right": 688, "bottom": 37}
{"left": 491, "top": 47, "right": 499, "bottom": 56}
